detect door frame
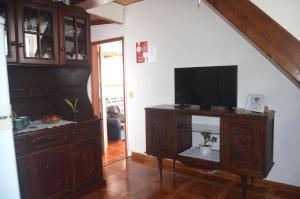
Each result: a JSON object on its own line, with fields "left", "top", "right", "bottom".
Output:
{"left": 91, "top": 37, "right": 127, "bottom": 158}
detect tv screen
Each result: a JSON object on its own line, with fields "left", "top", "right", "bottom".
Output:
{"left": 174, "top": 66, "right": 237, "bottom": 107}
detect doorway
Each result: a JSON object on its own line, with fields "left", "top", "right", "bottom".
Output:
{"left": 91, "top": 37, "right": 126, "bottom": 166}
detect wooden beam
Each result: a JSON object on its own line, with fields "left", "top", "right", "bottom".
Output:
{"left": 114, "top": 0, "right": 142, "bottom": 6}
{"left": 89, "top": 13, "right": 114, "bottom": 25}
{"left": 72, "top": 0, "right": 143, "bottom": 7}
{"left": 206, "top": 0, "right": 300, "bottom": 86}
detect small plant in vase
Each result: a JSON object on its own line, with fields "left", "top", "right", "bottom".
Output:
{"left": 200, "top": 131, "right": 217, "bottom": 155}
{"left": 64, "top": 97, "right": 79, "bottom": 122}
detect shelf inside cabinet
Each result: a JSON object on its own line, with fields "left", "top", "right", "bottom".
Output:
{"left": 178, "top": 147, "right": 220, "bottom": 162}
{"left": 192, "top": 123, "right": 220, "bottom": 134}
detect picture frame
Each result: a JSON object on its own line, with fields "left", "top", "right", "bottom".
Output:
{"left": 245, "top": 94, "right": 265, "bottom": 113}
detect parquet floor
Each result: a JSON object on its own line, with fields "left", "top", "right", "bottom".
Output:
{"left": 82, "top": 158, "right": 300, "bottom": 199}
{"left": 102, "top": 140, "right": 126, "bottom": 166}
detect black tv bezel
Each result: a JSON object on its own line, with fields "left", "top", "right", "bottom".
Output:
{"left": 174, "top": 65, "right": 238, "bottom": 108}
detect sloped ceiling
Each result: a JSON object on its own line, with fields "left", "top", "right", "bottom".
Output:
{"left": 206, "top": 0, "right": 300, "bottom": 87}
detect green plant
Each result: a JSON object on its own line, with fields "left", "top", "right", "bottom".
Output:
{"left": 64, "top": 98, "right": 79, "bottom": 113}
{"left": 200, "top": 131, "right": 217, "bottom": 146}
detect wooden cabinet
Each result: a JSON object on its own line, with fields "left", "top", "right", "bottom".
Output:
{"left": 146, "top": 110, "right": 192, "bottom": 158}
{"left": 59, "top": 9, "right": 90, "bottom": 66}
{"left": 146, "top": 110, "right": 174, "bottom": 158}
{"left": 17, "top": 1, "right": 59, "bottom": 65}
{"left": 222, "top": 116, "right": 264, "bottom": 175}
{"left": 17, "top": 156, "right": 33, "bottom": 199}
{"left": 4, "top": 0, "right": 90, "bottom": 66}
{"left": 14, "top": 119, "right": 104, "bottom": 199}
{"left": 0, "top": 0, "right": 17, "bottom": 63}
{"left": 73, "top": 139, "right": 99, "bottom": 190}
{"left": 30, "top": 145, "right": 72, "bottom": 199}
{"left": 222, "top": 115, "right": 274, "bottom": 177}
{"left": 145, "top": 105, "right": 275, "bottom": 198}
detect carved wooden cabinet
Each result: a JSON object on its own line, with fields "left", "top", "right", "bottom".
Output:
{"left": 59, "top": 9, "right": 90, "bottom": 66}
{"left": 146, "top": 110, "right": 174, "bottom": 158}
{"left": 17, "top": 1, "right": 59, "bottom": 65}
{"left": 222, "top": 115, "right": 274, "bottom": 177}
{"left": 3, "top": 0, "right": 90, "bottom": 66}
{"left": 16, "top": 156, "right": 33, "bottom": 199}
{"left": 145, "top": 105, "right": 274, "bottom": 198}
{"left": 0, "top": 0, "right": 17, "bottom": 62}
{"left": 30, "top": 145, "right": 72, "bottom": 199}
{"left": 73, "top": 139, "right": 99, "bottom": 190}
{"left": 71, "top": 122, "right": 100, "bottom": 190}
{"left": 14, "top": 119, "right": 104, "bottom": 199}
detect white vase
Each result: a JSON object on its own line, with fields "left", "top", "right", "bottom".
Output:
{"left": 199, "top": 145, "right": 212, "bottom": 155}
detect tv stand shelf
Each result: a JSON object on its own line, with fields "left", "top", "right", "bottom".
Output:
{"left": 179, "top": 147, "right": 220, "bottom": 162}
{"left": 145, "top": 105, "right": 275, "bottom": 199}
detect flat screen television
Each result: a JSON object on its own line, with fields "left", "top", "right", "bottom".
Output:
{"left": 174, "top": 65, "right": 237, "bottom": 108}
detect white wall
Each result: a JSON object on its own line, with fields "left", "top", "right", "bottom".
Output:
{"left": 124, "top": 0, "right": 300, "bottom": 186}
{"left": 251, "top": 0, "right": 300, "bottom": 40}
{"left": 91, "top": 24, "right": 124, "bottom": 42}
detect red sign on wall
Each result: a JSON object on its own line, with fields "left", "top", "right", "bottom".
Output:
{"left": 136, "top": 41, "right": 148, "bottom": 63}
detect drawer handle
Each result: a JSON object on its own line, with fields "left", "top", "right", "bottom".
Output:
{"left": 18, "top": 43, "right": 24, "bottom": 48}
{"left": 10, "top": 41, "right": 16, "bottom": 46}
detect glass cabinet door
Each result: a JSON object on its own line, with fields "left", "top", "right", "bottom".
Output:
{"left": 18, "top": 3, "right": 58, "bottom": 64}
{"left": 0, "top": 1, "right": 17, "bottom": 63}
{"left": 62, "top": 13, "right": 89, "bottom": 65}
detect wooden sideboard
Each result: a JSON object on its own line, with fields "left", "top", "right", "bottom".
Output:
{"left": 14, "top": 118, "right": 104, "bottom": 199}
{"left": 145, "top": 105, "right": 274, "bottom": 199}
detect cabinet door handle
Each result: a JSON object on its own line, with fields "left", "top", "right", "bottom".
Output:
{"left": 10, "top": 41, "right": 16, "bottom": 46}
{"left": 60, "top": 47, "right": 65, "bottom": 51}
{"left": 18, "top": 43, "right": 24, "bottom": 48}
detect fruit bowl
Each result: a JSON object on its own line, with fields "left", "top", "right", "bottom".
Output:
{"left": 41, "top": 115, "right": 61, "bottom": 124}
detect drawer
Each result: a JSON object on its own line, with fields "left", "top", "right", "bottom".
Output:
{"left": 71, "top": 124, "right": 99, "bottom": 141}
{"left": 14, "top": 136, "right": 27, "bottom": 157}
{"left": 28, "top": 129, "right": 69, "bottom": 152}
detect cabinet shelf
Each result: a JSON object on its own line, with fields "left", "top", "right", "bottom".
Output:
{"left": 179, "top": 147, "right": 220, "bottom": 162}
{"left": 192, "top": 123, "right": 220, "bottom": 134}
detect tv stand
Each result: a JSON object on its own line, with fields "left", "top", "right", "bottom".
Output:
{"left": 174, "top": 104, "right": 191, "bottom": 109}
{"left": 145, "top": 105, "right": 274, "bottom": 199}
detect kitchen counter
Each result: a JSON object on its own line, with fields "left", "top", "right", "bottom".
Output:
{"left": 14, "top": 120, "right": 76, "bottom": 135}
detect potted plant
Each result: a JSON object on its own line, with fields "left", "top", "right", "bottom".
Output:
{"left": 64, "top": 97, "right": 79, "bottom": 121}
{"left": 199, "top": 131, "right": 217, "bottom": 155}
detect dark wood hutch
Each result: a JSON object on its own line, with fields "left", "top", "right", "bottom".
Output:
{"left": 1, "top": 0, "right": 105, "bottom": 198}
{"left": 145, "top": 105, "right": 275, "bottom": 199}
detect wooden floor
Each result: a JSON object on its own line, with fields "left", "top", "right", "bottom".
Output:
{"left": 82, "top": 158, "right": 300, "bottom": 199}
{"left": 102, "top": 140, "right": 126, "bottom": 166}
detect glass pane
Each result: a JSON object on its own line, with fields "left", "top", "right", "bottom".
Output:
{"left": 0, "top": 2, "right": 8, "bottom": 29}
{"left": 40, "top": 11, "right": 53, "bottom": 35}
{"left": 76, "top": 18, "right": 85, "bottom": 41}
{"left": 24, "top": 7, "right": 38, "bottom": 33}
{"left": 4, "top": 31, "right": 8, "bottom": 56}
{"left": 0, "top": 3, "right": 9, "bottom": 56}
{"left": 25, "top": 33, "right": 39, "bottom": 58}
{"left": 78, "top": 40, "right": 87, "bottom": 60}
{"left": 40, "top": 35, "right": 53, "bottom": 59}
{"left": 66, "top": 40, "right": 75, "bottom": 59}
{"left": 77, "top": 18, "right": 87, "bottom": 60}
{"left": 64, "top": 16, "right": 74, "bottom": 38}
{"left": 64, "top": 16, "right": 75, "bottom": 60}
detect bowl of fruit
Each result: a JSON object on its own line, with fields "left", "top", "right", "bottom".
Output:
{"left": 41, "top": 115, "right": 61, "bottom": 124}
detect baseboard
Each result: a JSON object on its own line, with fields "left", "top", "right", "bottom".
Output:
{"left": 130, "top": 152, "right": 300, "bottom": 191}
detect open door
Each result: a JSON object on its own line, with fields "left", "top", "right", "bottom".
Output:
{"left": 91, "top": 37, "right": 127, "bottom": 165}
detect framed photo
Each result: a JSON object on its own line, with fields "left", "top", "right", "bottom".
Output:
{"left": 245, "top": 94, "right": 265, "bottom": 113}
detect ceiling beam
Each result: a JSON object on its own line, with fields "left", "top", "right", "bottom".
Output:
{"left": 206, "top": 0, "right": 300, "bottom": 87}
